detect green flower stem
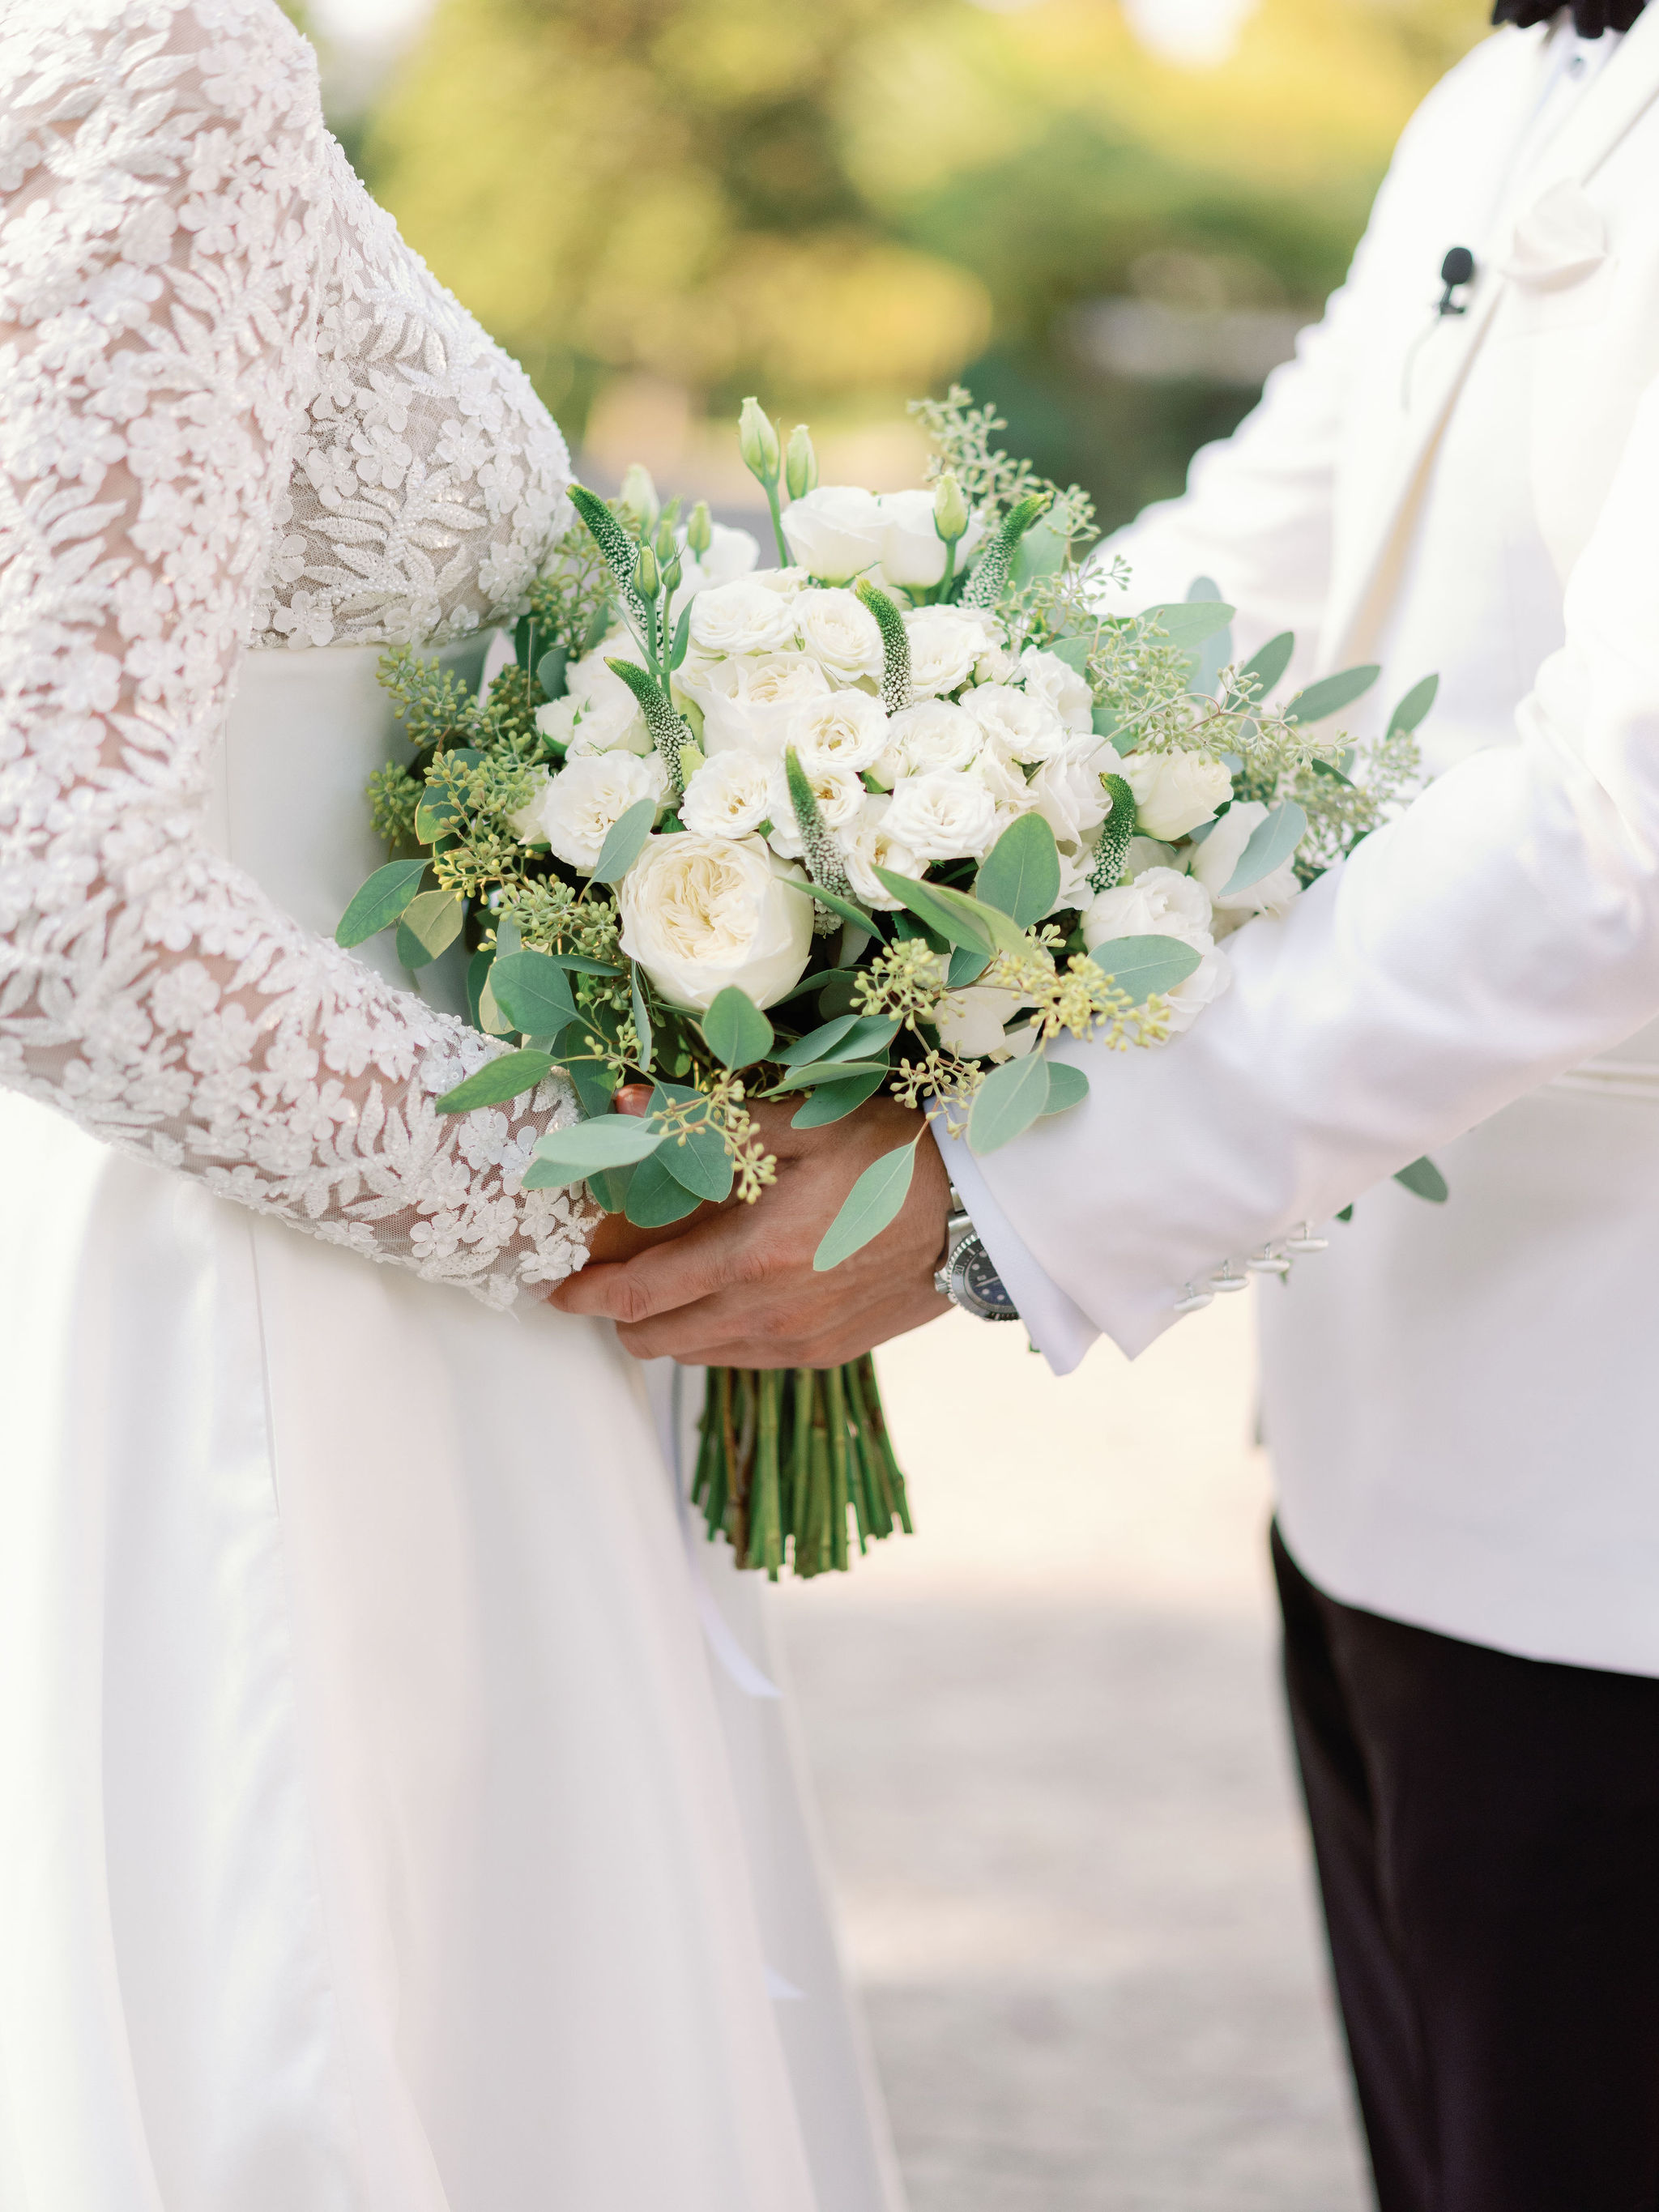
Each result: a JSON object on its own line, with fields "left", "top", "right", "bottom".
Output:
{"left": 764, "top": 481, "right": 790, "bottom": 570}
{"left": 752, "top": 1370, "right": 783, "bottom": 1577}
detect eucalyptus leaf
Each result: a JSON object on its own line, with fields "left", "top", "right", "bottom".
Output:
{"left": 1042, "top": 1059, "right": 1091, "bottom": 1116}
{"left": 702, "top": 987, "right": 774, "bottom": 1070}
{"left": 668, "top": 603, "right": 693, "bottom": 673}
{"left": 947, "top": 944, "right": 992, "bottom": 989}
{"left": 812, "top": 1138, "right": 919, "bottom": 1272}
{"left": 335, "top": 859, "right": 428, "bottom": 948}
{"left": 435, "top": 1049, "right": 555, "bottom": 1115}
{"left": 649, "top": 1108, "right": 734, "bottom": 1203}
{"left": 1222, "top": 799, "right": 1307, "bottom": 896}
{"left": 875, "top": 868, "right": 1027, "bottom": 955}
{"left": 591, "top": 797, "right": 656, "bottom": 886}
{"left": 488, "top": 950, "right": 578, "bottom": 1038}
{"left": 1186, "top": 576, "right": 1234, "bottom": 697}
{"left": 766, "top": 1058, "right": 893, "bottom": 1094}
{"left": 395, "top": 919, "right": 431, "bottom": 970}
{"left": 535, "top": 646, "right": 569, "bottom": 701}
{"left": 1139, "top": 599, "right": 1235, "bottom": 650}
{"left": 1231, "top": 630, "right": 1294, "bottom": 706}
{"left": 1051, "top": 633, "right": 1094, "bottom": 676}
{"left": 1393, "top": 1154, "right": 1449, "bottom": 1203}
{"left": 465, "top": 947, "right": 493, "bottom": 1031}
{"left": 975, "top": 812, "right": 1060, "bottom": 927}
{"left": 1085, "top": 934, "right": 1203, "bottom": 1004}
{"left": 1388, "top": 673, "right": 1439, "bottom": 737}
{"left": 622, "top": 1150, "right": 704, "bottom": 1226}
{"left": 791, "top": 1070, "right": 886, "bottom": 1127}
{"left": 522, "top": 1115, "right": 664, "bottom": 1189}
{"left": 774, "top": 1014, "right": 897, "bottom": 1068}
{"left": 1010, "top": 518, "right": 1068, "bottom": 586}
{"left": 539, "top": 951, "right": 624, "bottom": 976}
{"left": 1286, "top": 665, "right": 1380, "bottom": 727}
{"left": 630, "top": 966, "right": 654, "bottom": 1076}
{"left": 402, "top": 888, "right": 465, "bottom": 961}
{"left": 802, "top": 881, "right": 876, "bottom": 936}
{"left": 967, "top": 1051, "right": 1051, "bottom": 1155}
{"left": 568, "top": 1054, "right": 619, "bottom": 1119}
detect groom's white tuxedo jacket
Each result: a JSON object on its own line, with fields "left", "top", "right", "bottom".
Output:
{"left": 959, "top": 11, "right": 1659, "bottom": 1674}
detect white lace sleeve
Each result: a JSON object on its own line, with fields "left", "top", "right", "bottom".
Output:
{"left": 0, "top": 0, "right": 595, "bottom": 1306}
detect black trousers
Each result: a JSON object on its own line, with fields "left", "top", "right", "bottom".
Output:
{"left": 1273, "top": 1524, "right": 1659, "bottom": 2212}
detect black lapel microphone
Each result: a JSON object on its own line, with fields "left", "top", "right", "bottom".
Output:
{"left": 1492, "top": 0, "right": 1644, "bottom": 32}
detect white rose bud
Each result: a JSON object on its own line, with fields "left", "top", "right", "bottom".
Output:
{"left": 680, "top": 750, "right": 773, "bottom": 838}
{"left": 780, "top": 484, "right": 887, "bottom": 586}
{"left": 874, "top": 488, "right": 986, "bottom": 590}
{"left": 528, "top": 751, "right": 665, "bottom": 874}
{"left": 933, "top": 471, "right": 970, "bottom": 544}
{"left": 618, "top": 462, "right": 659, "bottom": 532}
{"left": 794, "top": 586, "right": 883, "bottom": 684}
{"left": 787, "top": 688, "right": 889, "bottom": 774}
{"left": 688, "top": 578, "right": 802, "bottom": 658}
{"left": 1188, "top": 800, "right": 1302, "bottom": 923}
{"left": 842, "top": 796, "right": 925, "bottom": 910}
{"left": 876, "top": 697, "right": 983, "bottom": 783}
{"left": 1123, "top": 748, "right": 1233, "bottom": 841}
{"left": 882, "top": 768, "right": 1000, "bottom": 862}
{"left": 619, "top": 832, "right": 813, "bottom": 1012}
{"left": 1083, "top": 865, "right": 1230, "bottom": 1036}
{"left": 902, "top": 607, "right": 986, "bottom": 698}
{"left": 1018, "top": 646, "right": 1095, "bottom": 735}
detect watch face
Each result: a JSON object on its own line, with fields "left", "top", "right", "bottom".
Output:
{"left": 950, "top": 1236, "right": 1019, "bottom": 1321}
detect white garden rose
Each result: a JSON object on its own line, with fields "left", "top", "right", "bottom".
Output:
{"left": 619, "top": 833, "right": 814, "bottom": 1012}
{"left": 764, "top": 757, "right": 865, "bottom": 859}
{"left": 680, "top": 750, "right": 772, "bottom": 838}
{"left": 882, "top": 769, "right": 1000, "bottom": 862}
{"left": 842, "top": 797, "right": 924, "bottom": 910}
{"left": 525, "top": 750, "right": 666, "bottom": 873}
{"left": 687, "top": 652, "right": 832, "bottom": 757}
{"left": 1030, "top": 739, "right": 1120, "bottom": 846}
{"left": 1018, "top": 646, "right": 1095, "bottom": 735}
{"left": 794, "top": 586, "right": 883, "bottom": 684}
{"left": 963, "top": 743, "right": 1028, "bottom": 810}
{"left": 565, "top": 690, "right": 657, "bottom": 758}
{"left": 902, "top": 607, "right": 984, "bottom": 698}
{"left": 876, "top": 698, "right": 982, "bottom": 784}
{"left": 786, "top": 688, "right": 889, "bottom": 774}
{"left": 539, "top": 642, "right": 653, "bottom": 755}
{"left": 687, "top": 578, "right": 802, "bottom": 658}
{"left": 872, "top": 488, "right": 987, "bottom": 590}
{"left": 1123, "top": 748, "right": 1233, "bottom": 840}
{"left": 672, "top": 521, "right": 759, "bottom": 600}
{"left": 780, "top": 486, "right": 886, "bottom": 584}
{"left": 1082, "top": 866, "right": 1230, "bottom": 1036}
{"left": 1188, "top": 800, "right": 1301, "bottom": 925}
{"left": 934, "top": 985, "right": 1038, "bottom": 1062}
{"left": 962, "top": 681, "right": 1068, "bottom": 765}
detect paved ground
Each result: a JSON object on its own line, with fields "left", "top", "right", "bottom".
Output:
{"left": 776, "top": 1295, "right": 1372, "bottom": 2212}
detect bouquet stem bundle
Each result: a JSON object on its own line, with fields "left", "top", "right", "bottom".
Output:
{"left": 692, "top": 1357, "right": 911, "bottom": 1580}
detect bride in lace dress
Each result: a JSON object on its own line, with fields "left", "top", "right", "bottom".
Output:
{"left": 0, "top": 5, "right": 902, "bottom": 2206}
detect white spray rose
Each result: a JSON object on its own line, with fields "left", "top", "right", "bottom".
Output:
{"left": 680, "top": 750, "right": 772, "bottom": 839}
{"left": 1018, "top": 646, "right": 1095, "bottom": 735}
{"left": 619, "top": 833, "right": 814, "bottom": 1012}
{"left": 963, "top": 744, "right": 1029, "bottom": 810}
{"left": 1123, "top": 748, "right": 1233, "bottom": 841}
{"left": 794, "top": 586, "right": 883, "bottom": 684}
{"left": 882, "top": 769, "right": 1000, "bottom": 862}
{"left": 842, "top": 796, "right": 923, "bottom": 910}
{"left": 527, "top": 751, "right": 665, "bottom": 873}
{"left": 963, "top": 681, "right": 1068, "bottom": 765}
{"left": 786, "top": 688, "right": 889, "bottom": 774}
{"left": 902, "top": 607, "right": 985, "bottom": 698}
{"left": 1188, "top": 800, "right": 1301, "bottom": 924}
{"left": 565, "top": 691, "right": 657, "bottom": 758}
{"left": 1030, "top": 740, "right": 1120, "bottom": 846}
{"left": 872, "top": 488, "right": 987, "bottom": 590}
{"left": 1083, "top": 866, "right": 1230, "bottom": 1036}
{"left": 688, "top": 578, "right": 802, "bottom": 658}
{"left": 539, "top": 643, "right": 654, "bottom": 755}
{"left": 780, "top": 486, "right": 886, "bottom": 584}
{"left": 534, "top": 696, "right": 580, "bottom": 750}
{"left": 688, "top": 653, "right": 832, "bottom": 757}
{"left": 764, "top": 757, "right": 866, "bottom": 859}
{"left": 934, "top": 985, "right": 1038, "bottom": 1063}
{"left": 876, "top": 698, "right": 982, "bottom": 783}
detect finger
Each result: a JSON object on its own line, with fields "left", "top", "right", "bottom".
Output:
{"left": 614, "top": 1282, "right": 949, "bottom": 1367}
{"left": 549, "top": 1206, "right": 761, "bottom": 1323}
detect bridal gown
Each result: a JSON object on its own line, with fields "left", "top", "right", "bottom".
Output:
{"left": 0, "top": 6, "right": 902, "bottom": 2208}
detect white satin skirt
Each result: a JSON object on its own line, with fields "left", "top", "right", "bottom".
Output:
{"left": 0, "top": 641, "right": 902, "bottom": 2212}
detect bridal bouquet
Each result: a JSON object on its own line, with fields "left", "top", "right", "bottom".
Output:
{"left": 343, "top": 389, "right": 1427, "bottom": 1579}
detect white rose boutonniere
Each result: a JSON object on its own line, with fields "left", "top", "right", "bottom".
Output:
{"left": 525, "top": 751, "right": 667, "bottom": 872}
{"left": 1123, "top": 748, "right": 1233, "bottom": 841}
{"left": 619, "top": 833, "right": 814, "bottom": 1011}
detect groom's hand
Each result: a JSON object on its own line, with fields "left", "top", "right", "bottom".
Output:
{"left": 548, "top": 1095, "right": 953, "bottom": 1366}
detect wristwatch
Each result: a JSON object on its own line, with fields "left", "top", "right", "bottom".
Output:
{"left": 933, "top": 1194, "right": 1021, "bottom": 1322}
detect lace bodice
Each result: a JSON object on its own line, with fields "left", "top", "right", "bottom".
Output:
{"left": 0, "top": 0, "right": 595, "bottom": 1304}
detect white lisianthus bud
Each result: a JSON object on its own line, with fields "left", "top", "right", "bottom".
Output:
{"left": 1123, "top": 748, "right": 1233, "bottom": 841}
{"left": 738, "top": 398, "right": 781, "bottom": 484}
{"left": 1187, "top": 800, "right": 1302, "bottom": 923}
{"left": 787, "top": 688, "right": 889, "bottom": 774}
{"left": 688, "top": 578, "right": 802, "bottom": 658}
{"left": 764, "top": 757, "right": 865, "bottom": 859}
{"left": 619, "top": 462, "right": 659, "bottom": 532}
{"left": 874, "top": 488, "right": 987, "bottom": 590}
{"left": 680, "top": 749, "right": 773, "bottom": 838}
{"left": 635, "top": 542, "right": 659, "bottom": 597}
{"left": 882, "top": 769, "right": 1000, "bottom": 862}
{"left": 902, "top": 607, "right": 986, "bottom": 698}
{"left": 842, "top": 796, "right": 924, "bottom": 909}
{"left": 962, "top": 681, "right": 1068, "bottom": 765}
{"left": 876, "top": 697, "right": 982, "bottom": 782}
{"left": 686, "top": 653, "right": 833, "bottom": 757}
{"left": 686, "top": 500, "right": 714, "bottom": 556}
{"left": 619, "top": 832, "right": 813, "bottom": 1011}
{"left": 779, "top": 485, "right": 887, "bottom": 585}
{"left": 1082, "top": 866, "right": 1230, "bottom": 1036}
{"left": 934, "top": 984, "right": 1038, "bottom": 1063}
{"left": 1018, "top": 646, "right": 1095, "bottom": 735}
{"left": 785, "top": 423, "right": 819, "bottom": 501}
{"left": 526, "top": 750, "right": 666, "bottom": 873}
{"left": 794, "top": 586, "right": 883, "bottom": 684}
{"left": 933, "top": 470, "right": 970, "bottom": 544}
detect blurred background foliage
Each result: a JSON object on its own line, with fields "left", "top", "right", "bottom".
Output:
{"left": 335, "top": 0, "right": 1490, "bottom": 529}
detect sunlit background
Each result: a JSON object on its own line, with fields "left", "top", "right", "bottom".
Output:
{"left": 295, "top": 2, "right": 1491, "bottom": 2204}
